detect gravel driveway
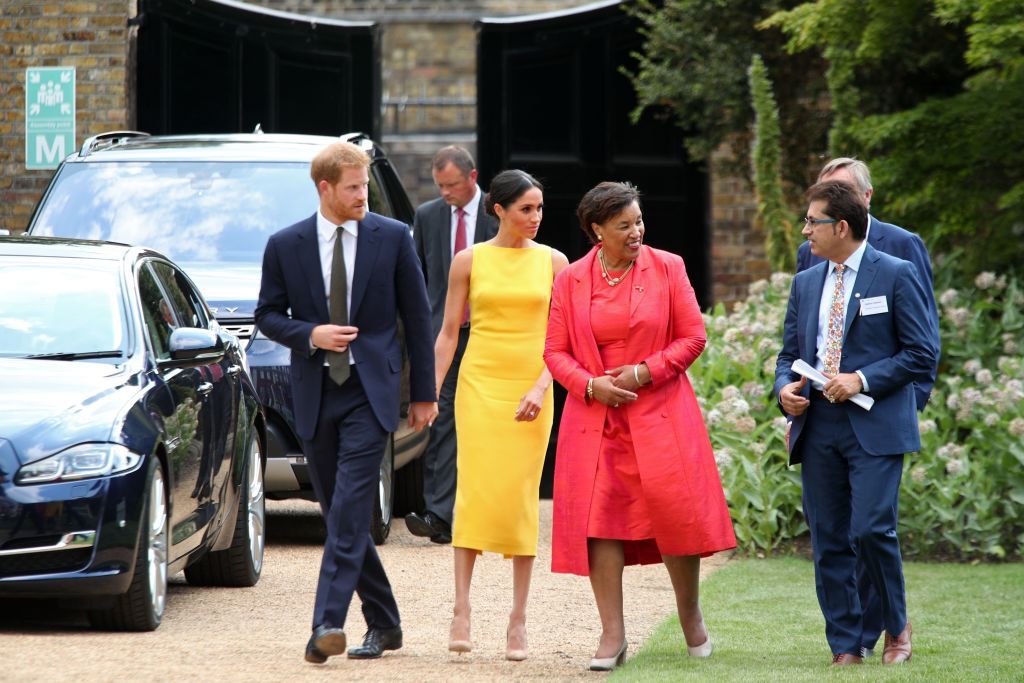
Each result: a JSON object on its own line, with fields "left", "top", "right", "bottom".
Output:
{"left": 1, "top": 500, "right": 729, "bottom": 682}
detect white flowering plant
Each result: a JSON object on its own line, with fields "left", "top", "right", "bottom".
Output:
{"left": 691, "top": 268, "right": 1024, "bottom": 560}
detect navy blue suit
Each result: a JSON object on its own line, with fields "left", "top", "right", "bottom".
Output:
{"left": 775, "top": 245, "right": 937, "bottom": 656}
{"left": 797, "top": 215, "right": 938, "bottom": 409}
{"left": 255, "top": 211, "right": 435, "bottom": 632}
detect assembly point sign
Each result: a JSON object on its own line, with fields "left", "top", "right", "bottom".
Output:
{"left": 25, "top": 67, "right": 76, "bottom": 170}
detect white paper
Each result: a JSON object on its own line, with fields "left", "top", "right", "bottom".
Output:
{"left": 791, "top": 359, "right": 874, "bottom": 411}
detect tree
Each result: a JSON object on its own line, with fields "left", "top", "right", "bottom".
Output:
{"left": 748, "top": 54, "right": 795, "bottom": 271}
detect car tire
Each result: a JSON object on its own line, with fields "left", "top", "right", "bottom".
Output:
{"left": 89, "top": 459, "right": 168, "bottom": 631}
{"left": 370, "top": 435, "right": 395, "bottom": 546}
{"left": 185, "top": 431, "right": 265, "bottom": 587}
{"left": 393, "top": 455, "right": 424, "bottom": 518}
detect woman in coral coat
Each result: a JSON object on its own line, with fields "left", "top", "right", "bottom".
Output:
{"left": 544, "top": 182, "right": 736, "bottom": 671}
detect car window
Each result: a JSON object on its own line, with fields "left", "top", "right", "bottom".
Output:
{"left": 0, "top": 256, "right": 125, "bottom": 358}
{"left": 151, "top": 261, "right": 209, "bottom": 329}
{"left": 31, "top": 159, "right": 399, "bottom": 264}
{"left": 137, "top": 263, "right": 179, "bottom": 361}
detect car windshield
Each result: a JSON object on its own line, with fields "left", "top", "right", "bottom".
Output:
{"left": 31, "top": 161, "right": 320, "bottom": 264}
{"left": 0, "top": 257, "right": 126, "bottom": 359}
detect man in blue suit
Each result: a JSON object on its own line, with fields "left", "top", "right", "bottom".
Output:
{"left": 775, "top": 181, "right": 937, "bottom": 666}
{"left": 796, "top": 158, "right": 941, "bottom": 658}
{"left": 256, "top": 141, "right": 438, "bottom": 663}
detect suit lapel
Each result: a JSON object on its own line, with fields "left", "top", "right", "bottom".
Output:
{"left": 628, "top": 247, "right": 649, "bottom": 320}
{"left": 350, "top": 217, "right": 381, "bottom": 321}
{"left": 571, "top": 249, "right": 602, "bottom": 373}
{"left": 298, "top": 216, "right": 329, "bottom": 322}
{"left": 439, "top": 201, "right": 453, "bottom": 274}
{"left": 803, "top": 264, "right": 826, "bottom": 361}
{"left": 845, "top": 246, "right": 880, "bottom": 339}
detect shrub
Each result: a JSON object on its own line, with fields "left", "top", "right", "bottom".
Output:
{"left": 692, "top": 268, "right": 1024, "bottom": 560}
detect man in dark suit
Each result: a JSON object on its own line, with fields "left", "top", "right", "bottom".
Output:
{"left": 255, "top": 141, "right": 437, "bottom": 663}
{"left": 405, "top": 146, "right": 498, "bottom": 544}
{"left": 796, "top": 158, "right": 941, "bottom": 658}
{"left": 775, "top": 180, "right": 937, "bottom": 666}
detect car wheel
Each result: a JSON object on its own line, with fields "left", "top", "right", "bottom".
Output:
{"left": 370, "top": 435, "right": 394, "bottom": 546}
{"left": 89, "top": 459, "right": 168, "bottom": 631}
{"left": 185, "top": 430, "right": 265, "bottom": 586}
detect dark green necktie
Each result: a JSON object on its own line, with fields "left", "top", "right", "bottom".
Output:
{"left": 328, "top": 226, "right": 350, "bottom": 385}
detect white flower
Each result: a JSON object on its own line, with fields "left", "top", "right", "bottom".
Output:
{"left": 1004, "top": 339, "right": 1019, "bottom": 355}
{"left": 735, "top": 348, "right": 756, "bottom": 365}
{"left": 974, "top": 272, "right": 996, "bottom": 290}
{"left": 750, "top": 442, "right": 767, "bottom": 456}
{"left": 770, "top": 272, "right": 792, "bottom": 291}
{"left": 945, "top": 459, "right": 964, "bottom": 475}
{"left": 714, "top": 448, "right": 734, "bottom": 469}
{"left": 911, "top": 466, "right": 927, "bottom": 483}
{"left": 732, "top": 416, "right": 757, "bottom": 434}
{"left": 984, "top": 413, "right": 999, "bottom": 427}
{"left": 975, "top": 368, "right": 994, "bottom": 385}
{"left": 948, "top": 307, "right": 970, "bottom": 328}
{"left": 763, "top": 358, "right": 776, "bottom": 375}
{"left": 946, "top": 393, "right": 960, "bottom": 411}
{"left": 742, "top": 381, "right": 765, "bottom": 398}
{"left": 918, "top": 419, "right": 937, "bottom": 434}
{"left": 939, "top": 288, "right": 959, "bottom": 307}
{"left": 964, "top": 359, "right": 982, "bottom": 375}
{"left": 723, "top": 328, "right": 741, "bottom": 344}
{"left": 1009, "top": 418, "right": 1024, "bottom": 437}
{"left": 758, "top": 338, "right": 776, "bottom": 354}
{"left": 749, "top": 279, "right": 769, "bottom": 296}
{"left": 721, "top": 385, "right": 741, "bottom": 400}
{"left": 706, "top": 409, "right": 722, "bottom": 425}
{"left": 773, "top": 416, "right": 789, "bottom": 429}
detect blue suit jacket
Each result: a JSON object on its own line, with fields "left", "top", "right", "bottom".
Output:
{"left": 254, "top": 212, "right": 436, "bottom": 440}
{"left": 797, "top": 215, "right": 939, "bottom": 409}
{"left": 774, "top": 245, "right": 938, "bottom": 464}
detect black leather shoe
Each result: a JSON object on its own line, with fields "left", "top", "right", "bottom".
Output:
{"left": 347, "top": 625, "right": 403, "bottom": 659}
{"left": 304, "top": 625, "right": 346, "bottom": 664}
{"left": 405, "top": 512, "right": 451, "bottom": 544}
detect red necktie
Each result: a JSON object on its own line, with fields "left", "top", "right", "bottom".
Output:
{"left": 454, "top": 207, "right": 470, "bottom": 325}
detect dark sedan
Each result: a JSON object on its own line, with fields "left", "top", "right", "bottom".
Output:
{"left": 0, "top": 237, "right": 266, "bottom": 630}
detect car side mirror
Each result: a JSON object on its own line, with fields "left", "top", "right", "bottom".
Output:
{"left": 160, "top": 327, "right": 225, "bottom": 368}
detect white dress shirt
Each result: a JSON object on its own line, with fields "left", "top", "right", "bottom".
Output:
{"left": 316, "top": 210, "right": 357, "bottom": 364}
{"left": 450, "top": 185, "right": 483, "bottom": 257}
{"left": 814, "top": 238, "right": 869, "bottom": 391}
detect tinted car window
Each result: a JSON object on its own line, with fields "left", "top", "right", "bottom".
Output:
{"left": 151, "top": 261, "right": 209, "bottom": 329}
{"left": 138, "top": 263, "right": 179, "bottom": 360}
{"left": 0, "top": 256, "right": 125, "bottom": 357}
{"left": 32, "top": 161, "right": 397, "bottom": 266}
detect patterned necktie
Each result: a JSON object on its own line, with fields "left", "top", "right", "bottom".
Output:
{"left": 823, "top": 263, "right": 846, "bottom": 376}
{"left": 454, "top": 207, "right": 470, "bottom": 325}
{"left": 327, "top": 226, "right": 350, "bottom": 385}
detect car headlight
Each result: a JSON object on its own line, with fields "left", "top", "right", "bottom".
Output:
{"left": 16, "top": 444, "right": 142, "bottom": 485}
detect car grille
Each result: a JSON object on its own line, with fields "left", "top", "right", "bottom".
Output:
{"left": 0, "top": 549, "right": 92, "bottom": 578}
{"left": 221, "top": 323, "right": 255, "bottom": 340}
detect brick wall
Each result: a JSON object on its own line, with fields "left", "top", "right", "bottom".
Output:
{"left": 709, "top": 143, "right": 769, "bottom": 306}
{"left": 0, "top": 0, "right": 134, "bottom": 234}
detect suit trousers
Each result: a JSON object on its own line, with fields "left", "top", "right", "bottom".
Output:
{"left": 422, "top": 325, "right": 469, "bottom": 525}
{"left": 303, "top": 366, "right": 400, "bottom": 631}
{"left": 800, "top": 394, "right": 908, "bottom": 656}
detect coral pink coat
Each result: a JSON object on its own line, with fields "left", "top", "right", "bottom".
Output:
{"left": 544, "top": 246, "right": 736, "bottom": 576}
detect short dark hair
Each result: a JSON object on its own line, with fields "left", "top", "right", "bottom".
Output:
{"left": 432, "top": 146, "right": 476, "bottom": 176}
{"left": 576, "top": 181, "right": 641, "bottom": 244}
{"left": 806, "top": 180, "right": 868, "bottom": 241}
{"left": 483, "top": 170, "right": 543, "bottom": 217}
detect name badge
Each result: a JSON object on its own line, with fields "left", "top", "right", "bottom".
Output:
{"left": 860, "top": 295, "right": 889, "bottom": 316}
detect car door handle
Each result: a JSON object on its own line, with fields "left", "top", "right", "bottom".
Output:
{"left": 227, "top": 364, "right": 242, "bottom": 376}
{"left": 198, "top": 382, "right": 214, "bottom": 395}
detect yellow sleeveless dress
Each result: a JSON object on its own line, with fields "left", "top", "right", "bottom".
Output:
{"left": 452, "top": 243, "right": 554, "bottom": 556}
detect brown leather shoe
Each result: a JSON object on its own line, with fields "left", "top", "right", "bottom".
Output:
{"left": 882, "top": 622, "right": 912, "bottom": 664}
{"left": 832, "top": 653, "right": 864, "bottom": 665}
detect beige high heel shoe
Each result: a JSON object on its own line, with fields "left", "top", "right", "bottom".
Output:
{"left": 589, "top": 639, "right": 628, "bottom": 671}
{"left": 506, "top": 621, "right": 528, "bottom": 661}
{"left": 687, "top": 633, "right": 713, "bottom": 658}
{"left": 448, "top": 615, "right": 472, "bottom": 654}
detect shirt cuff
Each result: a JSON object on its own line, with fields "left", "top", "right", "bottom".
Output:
{"left": 855, "top": 370, "right": 869, "bottom": 393}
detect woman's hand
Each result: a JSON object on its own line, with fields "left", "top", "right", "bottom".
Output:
{"left": 606, "top": 363, "right": 649, "bottom": 392}
{"left": 592, "top": 374, "right": 638, "bottom": 409}
{"left": 515, "top": 384, "right": 547, "bottom": 422}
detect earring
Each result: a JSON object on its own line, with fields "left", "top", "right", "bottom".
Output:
{"left": 597, "top": 234, "right": 603, "bottom": 241}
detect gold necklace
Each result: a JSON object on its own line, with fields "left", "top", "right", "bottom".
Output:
{"left": 598, "top": 248, "right": 634, "bottom": 286}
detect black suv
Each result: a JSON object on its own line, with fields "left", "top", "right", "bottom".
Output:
{"left": 26, "top": 131, "right": 427, "bottom": 543}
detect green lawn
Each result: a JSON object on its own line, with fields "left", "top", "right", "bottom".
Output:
{"left": 612, "top": 558, "right": 1024, "bottom": 682}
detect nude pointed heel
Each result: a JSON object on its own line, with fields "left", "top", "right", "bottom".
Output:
{"left": 506, "top": 622, "right": 528, "bottom": 661}
{"left": 589, "top": 640, "right": 627, "bottom": 671}
{"left": 687, "top": 633, "right": 713, "bottom": 658}
{"left": 448, "top": 615, "right": 473, "bottom": 654}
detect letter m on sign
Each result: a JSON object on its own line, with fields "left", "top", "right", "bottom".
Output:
{"left": 36, "top": 135, "right": 66, "bottom": 165}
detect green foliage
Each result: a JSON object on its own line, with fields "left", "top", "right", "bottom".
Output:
{"left": 748, "top": 55, "right": 796, "bottom": 272}
{"left": 614, "top": 559, "right": 1024, "bottom": 681}
{"left": 691, "top": 268, "right": 1024, "bottom": 560}
{"left": 765, "top": 0, "right": 1023, "bottom": 275}
{"left": 623, "top": 0, "right": 829, "bottom": 189}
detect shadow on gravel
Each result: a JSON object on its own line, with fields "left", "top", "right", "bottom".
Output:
{"left": 265, "top": 506, "right": 328, "bottom": 545}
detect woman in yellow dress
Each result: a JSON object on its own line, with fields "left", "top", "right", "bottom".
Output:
{"left": 433, "top": 169, "right": 568, "bottom": 660}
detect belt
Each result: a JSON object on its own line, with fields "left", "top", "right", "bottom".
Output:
{"left": 810, "top": 388, "right": 837, "bottom": 404}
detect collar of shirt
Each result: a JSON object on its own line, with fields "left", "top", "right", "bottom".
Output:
{"left": 829, "top": 237, "right": 868, "bottom": 278}
{"left": 317, "top": 210, "right": 358, "bottom": 244}
{"left": 453, "top": 185, "right": 483, "bottom": 221}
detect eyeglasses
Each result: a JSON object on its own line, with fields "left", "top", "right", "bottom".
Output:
{"left": 803, "top": 216, "right": 838, "bottom": 227}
